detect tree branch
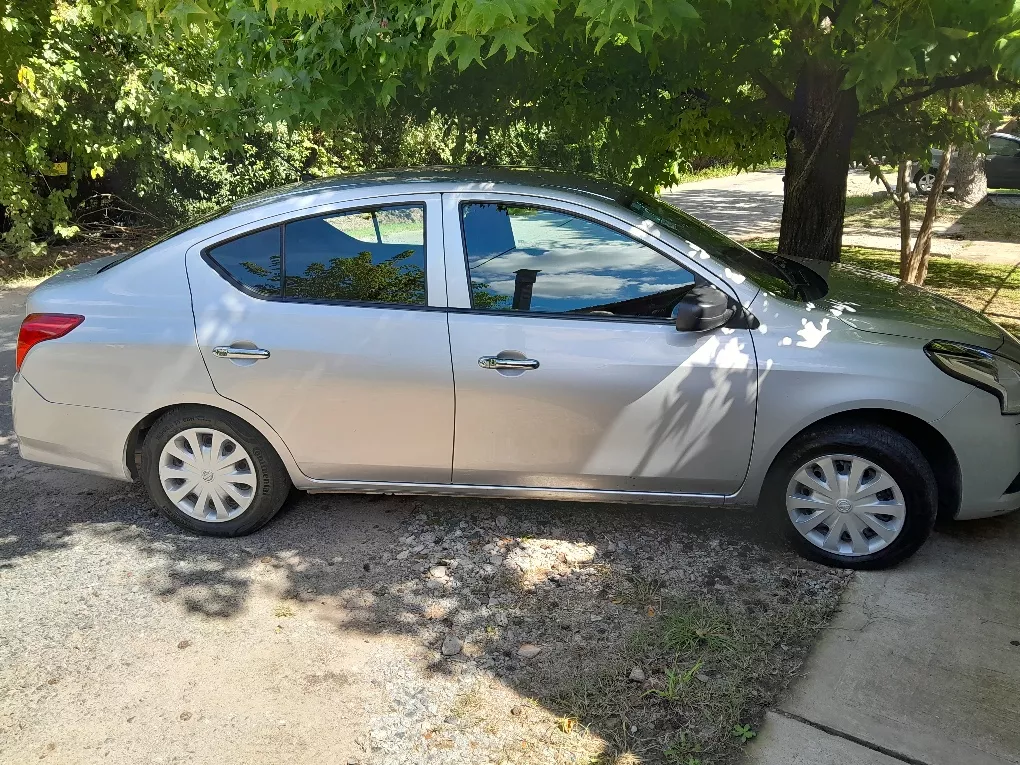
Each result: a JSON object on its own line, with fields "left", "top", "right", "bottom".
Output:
{"left": 861, "top": 67, "right": 994, "bottom": 119}
{"left": 751, "top": 70, "right": 793, "bottom": 115}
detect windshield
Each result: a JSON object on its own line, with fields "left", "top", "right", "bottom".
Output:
{"left": 625, "top": 192, "right": 798, "bottom": 299}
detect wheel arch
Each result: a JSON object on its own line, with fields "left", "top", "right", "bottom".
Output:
{"left": 761, "top": 408, "right": 962, "bottom": 522}
{"left": 124, "top": 400, "right": 306, "bottom": 484}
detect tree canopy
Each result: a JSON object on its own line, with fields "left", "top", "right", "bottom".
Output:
{"left": 3, "top": 1, "right": 1020, "bottom": 259}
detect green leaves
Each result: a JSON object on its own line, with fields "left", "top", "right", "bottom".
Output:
{"left": 487, "top": 22, "right": 536, "bottom": 60}
{"left": 844, "top": 37, "right": 919, "bottom": 96}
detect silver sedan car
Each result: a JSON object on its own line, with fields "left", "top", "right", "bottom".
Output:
{"left": 12, "top": 168, "right": 1020, "bottom": 568}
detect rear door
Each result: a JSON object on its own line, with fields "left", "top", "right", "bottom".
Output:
{"left": 186, "top": 194, "right": 454, "bottom": 483}
{"left": 441, "top": 193, "right": 758, "bottom": 496}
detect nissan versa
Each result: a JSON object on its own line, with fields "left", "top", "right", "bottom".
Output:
{"left": 12, "top": 168, "right": 1020, "bottom": 569}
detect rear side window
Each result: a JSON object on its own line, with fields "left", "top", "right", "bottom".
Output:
{"left": 205, "top": 204, "right": 427, "bottom": 305}
{"left": 206, "top": 227, "right": 281, "bottom": 296}
{"left": 284, "top": 205, "right": 425, "bottom": 304}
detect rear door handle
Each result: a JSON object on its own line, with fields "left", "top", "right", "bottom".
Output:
{"left": 478, "top": 356, "right": 539, "bottom": 370}
{"left": 213, "top": 346, "right": 271, "bottom": 360}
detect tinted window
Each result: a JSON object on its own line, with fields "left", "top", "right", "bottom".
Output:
{"left": 284, "top": 205, "right": 426, "bottom": 305}
{"left": 988, "top": 136, "right": 1019, "bottom": 157}
{"left": 462, "top": 203, "right": 697, "bottom": 318}
{"left": 207, "top": 227, "right": 281, "bottom": 296}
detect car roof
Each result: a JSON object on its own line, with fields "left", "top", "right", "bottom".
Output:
{"left": 230, "top": 166, "right": 633, "bottom": 212}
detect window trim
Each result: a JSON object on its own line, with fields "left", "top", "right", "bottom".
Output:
{"left": 456, "top": 199, "right": 705, "bottom": 325}
{"left": 200, "top": 202, "right": 431, "bottom": 311}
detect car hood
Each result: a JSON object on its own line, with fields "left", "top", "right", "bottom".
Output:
{"left": 819, "top": 263, "right": 1004, "bottom": 350}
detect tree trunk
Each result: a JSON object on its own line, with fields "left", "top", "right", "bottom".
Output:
{"left": 895, "top": 159, "right": 912, "bottom": 278}
{"left": 777, "top": 62, "right": 859, "bottom": 263}
{"left": 904, "top": 145, "right": 954, "bottom": 285}
{"left": 867, "top": 156, "right": 912, "bottom": 275}
{"left": 953, "top": 141, "right": 987, "bottom": 205}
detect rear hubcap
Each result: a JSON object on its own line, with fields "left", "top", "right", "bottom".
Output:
{"left": 786, "top": 454, "right": 906, "bottom": 557}
{"left": 158, "top": 427, "right": 257, "bottom": 522}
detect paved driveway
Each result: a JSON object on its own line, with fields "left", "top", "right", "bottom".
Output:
{"left": 661, "top": 169, "right": 789, "bottom": 239}
{"left": 749, "top": 506, "right": 1020, "bottom": 765}
{"left": 661, "top": 168, "right": 883, "bottom": 241}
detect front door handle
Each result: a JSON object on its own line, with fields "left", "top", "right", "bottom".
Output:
{"left": 478, "top": 356, "right": 539, "bottom": 370}
{"left": 213, "top": 346, "right": 271, "bottom": 360}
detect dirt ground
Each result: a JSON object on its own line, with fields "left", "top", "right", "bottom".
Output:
{"left": 0, "top": 473, "right": 848, "bottom": 765}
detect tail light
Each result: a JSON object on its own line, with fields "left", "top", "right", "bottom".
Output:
{"left": 16, "top": 313, "right": 85, "bottom": 371}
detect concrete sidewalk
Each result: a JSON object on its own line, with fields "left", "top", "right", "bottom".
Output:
{"left": 747, "top": 511, "right": 1020, "bottom": 765}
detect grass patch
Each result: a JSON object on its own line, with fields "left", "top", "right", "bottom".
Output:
{"left": 842, "top": 194, "right": 1020, "bottom": 243}
{"left": 546, "top": 594, "right": 833, "bottom": 765}
{"left": 675, "top": 159, "right": 784, "bottom": 185}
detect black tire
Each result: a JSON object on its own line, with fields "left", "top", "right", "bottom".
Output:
{"left": 764, "top": 423, "right": 937, "bottom": 570}
{"left": 914, "top": 170, "right": 936, "bottom": 196}
{"left": 140, "top": 406, "right": 291, "bottom": 537}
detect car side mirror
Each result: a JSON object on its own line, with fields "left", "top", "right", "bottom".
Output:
{"left": 673, "top": 285, "right": 735, "bottom": 332}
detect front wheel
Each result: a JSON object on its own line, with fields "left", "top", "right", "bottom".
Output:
{"left": 766, "top": 423, "right": 937, "bottom": 569}
{"left": 141, "top": 407, "right": 291, "bottom": 537}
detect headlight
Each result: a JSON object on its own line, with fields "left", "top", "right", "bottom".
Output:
{"left": 925, "top": 340, "right": 1020, "bottom": 415}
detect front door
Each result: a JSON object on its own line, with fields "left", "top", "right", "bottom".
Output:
{"left": 985, "top": 135, "right": 1020, "bottom": 189}
{"left": 442, "top": 194, "right": 758, "bottom": 496}
{"left": 186, "top": 194, "right": 454, "bottom": 483}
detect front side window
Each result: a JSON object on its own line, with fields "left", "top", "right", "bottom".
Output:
{"left": 206, "top": 204, "right": 426, "bottom": 305}
{"left": 461, "top": 203, "right": 697, "bottom": 319}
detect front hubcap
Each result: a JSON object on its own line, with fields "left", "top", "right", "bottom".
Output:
{"left": 158, "top": 427, "right": 257, "bottom": 522}
{"left": 786, "top": 454, "right": 906, "bottom": 557}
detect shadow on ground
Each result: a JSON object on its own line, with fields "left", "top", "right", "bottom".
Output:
{"left": 944, "top": 196, "right": 1020, "bottom": 245}
{"left": 661, "top": 185, "right": 783, "bottom": 239}
{"left": 0, "top": 432, "right": 857, "bottom": 764}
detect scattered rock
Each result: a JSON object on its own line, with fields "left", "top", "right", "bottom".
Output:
{"left": 429, "top": 565, "right": 449, "bottom": 579}
{"left": 395, "top": 550, "right": 409, "bottom": 560}
{"left": 517, "top": 643, "right": 541, "bottom": 659}
{"left": 628, "top": 667, "right": 646, "bottom": 682}
{"left": 510, "top": 705, "right": 523, "bottom": 716}
{"left": 441, "top": 633, "right": 463, "bottom": 656}
{"left": 179, "top": 711, "right": 192, "bottom": 721}
{"left": 177, "top": 640, "right": 191, "bottom": 650}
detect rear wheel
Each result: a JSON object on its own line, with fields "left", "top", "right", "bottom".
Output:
{"left": 915, "top": 170, "right": 936, "bottom": 195}
{"left": 766, "top": 423, "right": 937, "bottom": 569}
{"left": 141, "top": 407, "right": 291, "bottom": 536}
